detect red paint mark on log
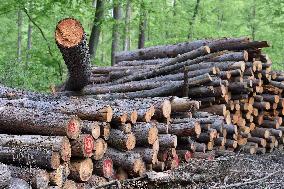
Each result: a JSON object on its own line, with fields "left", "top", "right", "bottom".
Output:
{"left": 84, "top": 135, "right": 94, "bottom": 155}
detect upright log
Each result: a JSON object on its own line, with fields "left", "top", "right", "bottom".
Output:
{"left": 55, "top": 18, "right": 91, "bottom": 91}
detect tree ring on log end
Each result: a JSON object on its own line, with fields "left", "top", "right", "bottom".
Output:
{"left": 83, "top": 135, "right": 94, "bottom": 157}
{"left": 162, "top": 100, "right": 172, "bottom": 118}
{"left": 51, "top": 152, "right": 61, "bottom": 169}
{"left": 103, "top": 159, "right": 113, "bottom": 178}
{"left": 148, "top": 127, "right": 158, "bottom": 145}
{"left": 79, "top": 158, "right": 93, "bottom": 181}
{"left": 126, "top": 134, "right": 136, "bottom": 150}
{"left": 55, "top": 18, "right": 84, "bottom": 48}
{"left": 66, "top": 117, "right": 81, "bottom": 139}
{"left": 61, "top": 137, "right": 71, "bottom": 161}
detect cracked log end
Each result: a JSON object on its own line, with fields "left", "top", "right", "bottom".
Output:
{"left": 55, "top": 18, "right": 84, "bottom": 48}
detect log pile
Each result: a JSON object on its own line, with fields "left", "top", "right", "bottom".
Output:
{"left": 0, "top": 18, "right": 283, "bottom": 187}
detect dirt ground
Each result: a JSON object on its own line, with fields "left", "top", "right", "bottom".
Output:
{"left": 121, "top": 150, "right": 284, "bottom": 189}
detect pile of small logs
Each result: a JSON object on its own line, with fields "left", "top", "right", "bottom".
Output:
{"left": 84, "top": 36, "right": 284, "bottom": 157}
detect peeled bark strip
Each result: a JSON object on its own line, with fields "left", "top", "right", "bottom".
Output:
{"left": 107, "top": 129, "right": 136, "bottom": 151}
{"left": 69, "top": 158, "right": 93, "bottom": 182}
{"left": 70, "top": 134, "right": 94, "bottom": 158}
{"left": 93, "top": 157, "right": 114, "bottom": 179}
{"left": 0, "top": 145, "right": 60, "bottom": 170}
{"left": 132, "top": 122, "right": 158, "bottom": 146}
{"left": 8, "top": 165, "right": 49, "bottom": 189}
{"left": 105, "top": 148, "right": 144, "bottom": 176}
{"left": 0, "top": 134, "right": 71, "bottom": 162}
{"left": 55, "top": 18, "right": 91, "bottom": 91}
{"left": 0, "top": 106, "right": 81, "bottom": 139}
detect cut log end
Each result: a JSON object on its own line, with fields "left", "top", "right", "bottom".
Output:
{"left": 102, "top": 159, "right": 114, "bottom": 179}
{"left": 148, "top": 127, "right": 159, "bottom": 145}
{"left": 51, "top": 152, "right": 61, "bottom": 169}
{"left": 130, "top": 110, "right": 138, "bottom": 123}
{"left": 55, "top": 18, "right": 84, "bottom": 48}
{"left": 105, "top": 106, "right": 113, "bottom": 122}
{"left": 83, "top": 135, "right": 95, "bottom": 157}
{"left": 67, "top": 117, "right": 81, "bottom": 139}
{"left": 127, "top": 133, "right": 136, "bottom": 150}
{"left": 93, "top": 138, "right": 107, "bottom": 160}
{"left": 61, "top": 137, "right": 72, "bottom": 162}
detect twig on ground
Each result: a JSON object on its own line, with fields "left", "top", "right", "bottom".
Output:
{"left": 211, "top": 170, "right": 282, "bottom": 189}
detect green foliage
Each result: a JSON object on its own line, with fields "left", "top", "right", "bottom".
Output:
{"left": 0, "top": 0, "right": 283, "bottom": 92}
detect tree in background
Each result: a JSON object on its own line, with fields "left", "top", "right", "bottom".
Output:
{"left": 123, "top": 0, "right": 132, "bottom": 51}
{"left": 111, "top": 0, "right": 122, "bottom": 65}
{"left": 138, "top": 0, "right": 147, "bottom": 49}
{"left": 0, "top": 0, "right": 283, "bottom": 91}
{"left": 89, "top": 0, "right": 104, "bottom": 59}
{"left": 188, "top": 0, "right": 201, "bottom": 39}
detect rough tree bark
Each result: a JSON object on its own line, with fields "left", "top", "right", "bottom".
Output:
{"left": 17, "top": 10, "right": 22, "bottom": 62}
{"left": 188, "top": 0, "right": 201, "bottom": 39}
{"left": 123, "top": 0, "right": 131, "bottom": 51}
{"left": 111, "top": 0, "right": 123, "bottom": 65}
{"left": 138, "top": 0, "right": 147, "bottom": 49}
{"left": 55, "top": 18, "right": 91, "bottom": 91}
{"left": 89, "top": 0, "right": 104, "bottom": 59}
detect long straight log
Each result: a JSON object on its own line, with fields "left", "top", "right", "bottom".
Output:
{"left": 112, "top": 46, "right": 211, "bottom": 84}
{"left": 0, "top": 134, "right": 71, "bottom": 161}
{"left": 0, "top": 145, "right": 60, "bottom": 170}
{"left": 0, "top": 106, "right": 81, "bottom": 139}
{"left": 114, "top": 37, "right": 251, "bottom": 62}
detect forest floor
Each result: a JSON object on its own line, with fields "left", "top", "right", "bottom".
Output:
{"left": 122, "top": 150, "right": 284, "bottom": 189}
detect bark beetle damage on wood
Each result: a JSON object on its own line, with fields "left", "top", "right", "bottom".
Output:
{"left": 1, "top": 17, "right": 283, "bottom": 187}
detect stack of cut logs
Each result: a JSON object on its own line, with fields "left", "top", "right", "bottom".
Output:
{"left": 86, "top": 36, "right": 284, "bottom": 157}
{"left": 0, "top": 18, "right": 284, "bottom": 188}
{"left": 0, "top": 85, "right": 206, "bottom": 188}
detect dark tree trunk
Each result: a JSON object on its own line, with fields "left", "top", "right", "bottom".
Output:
{"left": 26, "top": 19, "right": 32, "bottom": 64}
{"left": 138, "top": 0, "right": 147, "bottom": 49}
{"left": 89, "top": 0, "right": 104, "bottom": 59}
{"left": 111, "top": 1, "right": 122, "bottom": 65}
{"left": 188, "top": 0, "right": 201, "bottom": 39}
{"left": 55, "top": 18, "right": 91, "bottom": 91}
{"left": 123, "top": 0, "right": 131, "bottom": 51}
{"left": 17, "top": 10, "right": 22, "bottom": 62}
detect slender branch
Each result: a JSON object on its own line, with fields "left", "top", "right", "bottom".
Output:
{"left": 212, "top": 170, "right": 281, "bottom": 189}
{"left": 22, "top": 7, "right": 63, "bottom": 80}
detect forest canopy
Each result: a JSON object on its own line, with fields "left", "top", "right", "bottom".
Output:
{"left": 0, "top": 0, "right": 283, "bottom": 92}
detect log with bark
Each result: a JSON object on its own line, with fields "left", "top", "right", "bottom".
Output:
{"left": 55, "top": 18, "right": 91, "bottom": 91}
